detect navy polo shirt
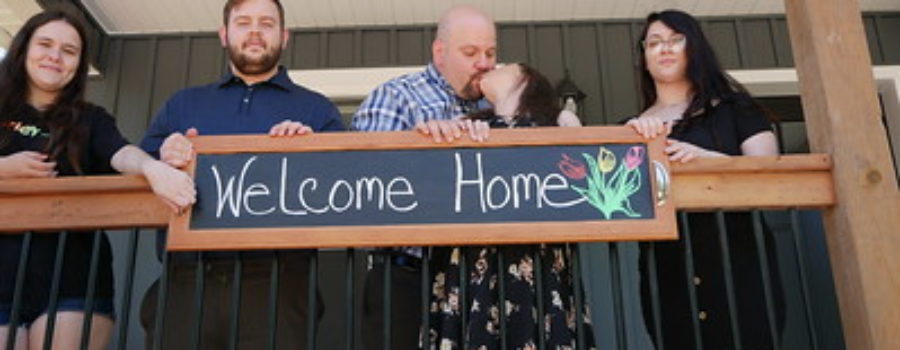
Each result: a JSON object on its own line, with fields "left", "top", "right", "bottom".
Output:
{"left": 141, "top": 66, "right": 344, "bottom": 156}
{"left": 140, "top": 66, "right": 344, "bottom": 260}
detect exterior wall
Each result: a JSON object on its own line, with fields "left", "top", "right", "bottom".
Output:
{"left": 86, "top": 13, "right": 900, "bottom": 142}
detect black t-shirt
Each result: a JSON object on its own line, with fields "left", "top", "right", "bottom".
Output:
{"left": 0, "top": 103, "right": 129, "bottom": 175}
{"left": 670, "top": 93, "right": 772, "bottom": 156}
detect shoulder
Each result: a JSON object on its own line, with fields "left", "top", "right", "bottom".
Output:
{"left": 287, "top": 83, "right": 338, "bottom": 110}
{"left": 162, "top": 83, "right": 220, "bottom": 107}
{"left": 556, "top": 110, "right": 582, "bottom": 127}
{"left": 79, "top": 102, "right": 115, "bottom": 121}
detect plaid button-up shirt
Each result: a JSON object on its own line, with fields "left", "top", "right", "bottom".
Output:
{"left": 351, "top": 64, "right": 485, "bottom": 131}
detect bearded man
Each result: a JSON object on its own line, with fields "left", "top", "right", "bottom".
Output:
{"left": 139, "top": 0, "right": 343, "bottom": 348}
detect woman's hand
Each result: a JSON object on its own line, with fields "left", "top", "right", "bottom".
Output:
{"left": 0, "top": 151, "right": 57, "bottom": 179}
{"left": 415, "top": 118, "right": 490, "bottom": 143}
{"left": 626, "top": 116, "right": 672, "bottom": 139}
{"left": 141, "top": 159, "right": 196, "bottom": 214}
{"left": 665, "top": 139, "right": 725, "bottom": 163}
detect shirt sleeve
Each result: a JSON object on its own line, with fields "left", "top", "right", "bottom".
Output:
{"left": 140, "top": 96, "right": 178, "bottom": 158}
{"left": 88, "top": 106, "right": 130, "bottom": 172}
{"left": 731, "top": 93, "right": 773, "bottom": 144}
{"left": 350, "top": 84, "right": 414, "bottom": 131}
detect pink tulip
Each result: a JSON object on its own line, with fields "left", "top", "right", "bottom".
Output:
{"left": 625, "top": 146, "right": 644, "bottom": 170}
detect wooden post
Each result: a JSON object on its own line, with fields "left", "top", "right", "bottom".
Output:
{"left": 784, "top": 0, "right": 900, "bottom": 348}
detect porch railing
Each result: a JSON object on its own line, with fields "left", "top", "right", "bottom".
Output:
{"left": 0, "top": 154, "right": 839, "bottom": 349}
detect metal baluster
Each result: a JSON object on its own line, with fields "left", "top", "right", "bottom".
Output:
{"left": 42, "top": 232, "right": 68, "bottom": 350}
{"left": 420, "top": 247, "right": 430, "bottom": 350}
{"left": 307, "top": 251, "right": 319, "bottom": 350}
{"left": 573, "top": 244, "right": 586, "bottom": 350}
{"left": 382, "top": 253, "right": 391, "bottom": 350}
{"left": 228, "top": 254, "right": 243, "bottom": 350}
{"left": 114, "top": 229, "right": 141, "bottom": 350}
{"left": 680, "top": 212, "right": 703, "bottom": 350}
{"left": 790, "top": 210, "right": 821, "bottom": 350}
{"left": 715, "top": 211, "right": 742, "bottom": 349}
{"left": 345, "top": 249, "right": 355, "bottom": 350}
{"left": 608, "top": 243, "right": 625, "bottom": 350}
{"left": 646, "top": 242, "right": 664, "bottom": 350}
{"left": 497, "top": 251, "right": 507, "bottom": 350}
{"left": 534, "top": 245, "right": 545, "bottom": 350}
{"left": 152, "top": 250, "right": 170, "bottom": 350}
{"left": 751, "top": 211, "right": 780, "bottom": 346}
{"left": 459, "top": 247, "right": 468, "bottom": 346}
{"left": 79, "top": 232, "right": 104, "bottom": 350}
{"left": 267, "top": 253, "right": 280, "bottom": 350}
{"left": 6, "top": 232, "right": 33, "bottom": 350}
{"left": 191, "top": 252, "right": 206, "bottom": 350}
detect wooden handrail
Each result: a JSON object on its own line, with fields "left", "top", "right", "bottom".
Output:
{"left": 0, "top": 153, "right": 834, "bottom": 233}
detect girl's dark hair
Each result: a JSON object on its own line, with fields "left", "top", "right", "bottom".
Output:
{"left": 469, "top": 63, "right": 562, "bottom": 126}
{"left": 0, "top": 7, "right": 91, "bottom": 173}
{"left": 637, "top": 10, "right": 772, "bottom": 129}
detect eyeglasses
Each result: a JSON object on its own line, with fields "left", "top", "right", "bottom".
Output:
{"left": 642, "top": 35, "right": 687, "bottom": 54}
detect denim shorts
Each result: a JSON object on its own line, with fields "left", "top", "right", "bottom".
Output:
{"left": 0, "top": 298, "right": 114, "bottom": 327}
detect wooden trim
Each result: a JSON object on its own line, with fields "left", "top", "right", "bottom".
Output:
{"left": 167, "top": 126, "right": 677, "bottom": 250}
{"left": 784, "top": 0, "right": 900, "bottom": 349}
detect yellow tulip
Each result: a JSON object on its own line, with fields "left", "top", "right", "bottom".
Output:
{"left": 598, "top": 147, "right": 616, "bottom": 173}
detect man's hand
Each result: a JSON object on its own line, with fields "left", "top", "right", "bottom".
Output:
{"left": 415, "top": 118, "right": 490, "bottom": 143}
{"left": 269, "top": 120, "right": 313, "bottom": 136}
{"left": 160, "top": 128, "right": 198, "bottom": 169}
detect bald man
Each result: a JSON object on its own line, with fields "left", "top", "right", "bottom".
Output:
{"left": 351, "top": 5, "right": 497, "bottom": 349}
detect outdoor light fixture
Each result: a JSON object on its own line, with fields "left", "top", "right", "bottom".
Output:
{"left": 556, "top": 70, "right": 586, "bottom": 116}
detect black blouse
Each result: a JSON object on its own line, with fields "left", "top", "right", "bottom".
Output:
{"left": 0, "top": 104, "right": 129, "bottom": 176}
{"left": 670, "top": 93, "right": 773, "bottom": 155}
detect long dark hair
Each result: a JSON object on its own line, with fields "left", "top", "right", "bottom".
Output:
{"left": 637, "top": 10, "right": 769, "bottom": 129}
{"left": 469, "top": 63, "right": 561, "bottom": 126}
{"left": 0, "top": 7, "right": 91, "bottom": 173}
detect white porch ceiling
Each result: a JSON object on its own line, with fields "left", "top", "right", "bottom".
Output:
{"left": 81, "top": 0, "right": 900, "bottom": 35}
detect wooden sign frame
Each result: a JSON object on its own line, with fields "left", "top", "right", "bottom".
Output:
{"left": 167, "top": 126, "right": 675, "bottom": 251}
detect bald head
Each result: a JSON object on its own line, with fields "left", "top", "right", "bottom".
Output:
{"left": 436, "top": 5, "right": 494, "bottom": 41}
{"left": 432, "top": 5, "right": 497, "bottom": 99}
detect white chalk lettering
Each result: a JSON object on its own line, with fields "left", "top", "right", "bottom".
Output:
{"left": 329, "top": 180, "right": 354, "bottom": 213}
{"left": 211, "top": 156, "right": 257, "bottom": 218}
{"left": 541, "top": 174, "right": 586, "bottom": 208}
{"left": 455, "top": 152, "right": 486, "bottom": 213}
{"left": 244, "top": 183, "right": 275, "bottom": 215}
{"left": 454, "top": 152, "right": 587, "bottom": 212}
{"left": 486, "top": 176, "right": 511, "bottom": 210}
{"left": 386, "top": 177, "right": 418, "bottom": 212}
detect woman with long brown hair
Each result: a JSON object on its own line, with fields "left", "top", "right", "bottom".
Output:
{"left": 627, "top": 9, "right": 785, "bottom": 350}
{"left": 0, "top": 7, "right": 194, "bottom": 349}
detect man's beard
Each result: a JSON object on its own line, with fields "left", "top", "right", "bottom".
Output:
{"left": 459, "top": 73, "right": 485, "bottom": 100}
{"left": 227, "top": 41, "right": 281, "bottom": 76}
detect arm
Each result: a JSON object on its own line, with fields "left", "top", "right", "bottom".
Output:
{"left": 740, "top": 131, "right": 779, "bottom": 156}
{"left": 111, "top": 145, "right": 196, "bottom": 213}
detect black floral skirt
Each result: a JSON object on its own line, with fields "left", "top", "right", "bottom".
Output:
{"left": 426, "top": 244, "right": 596, "bottom": 350}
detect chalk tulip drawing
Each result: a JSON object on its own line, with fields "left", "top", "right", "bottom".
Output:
{"left": 558, "top": 146, "right": 646, "bottom": 219}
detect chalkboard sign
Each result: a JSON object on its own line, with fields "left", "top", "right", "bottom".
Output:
{"left": 168, "top": 126, "right": 675, "bottom": 251}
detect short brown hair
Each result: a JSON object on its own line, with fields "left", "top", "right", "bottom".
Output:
{"left": 223, "top": 0, "right": 285, "bottom": 27}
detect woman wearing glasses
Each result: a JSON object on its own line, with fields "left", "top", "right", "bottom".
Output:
{"left": 627, "top": 10, "right": 784, "bottom": 350}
